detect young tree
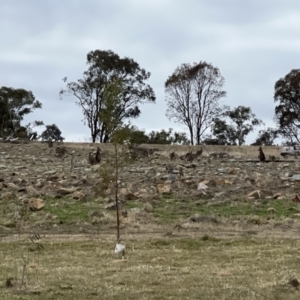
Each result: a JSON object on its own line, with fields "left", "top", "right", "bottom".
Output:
{"left": 165, "top": 61, "right": 227, "bottom": 145}
{"left": 110, "top": 127, "right": 131, "bottom": 246}
{"left": 99, "top": 77, "right": 125, "bottom": 141}
{"left": 0, "top": 86, "right": 42, "bottom": 137}
{"left": 97, "top": 80, "right": 130, "bottom": 251}
{"left": 274, "top": 69, "right": 300, "bottom": 144}
{"left": 60, "top": 50, "right": 156, "bottom": 143}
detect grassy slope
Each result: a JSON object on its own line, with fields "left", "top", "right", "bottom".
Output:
{"left": 1, "top": 194, "right": 300, "bottom": 229}
{"left": 1, "top": 237, "right": 300, "bottom": 299}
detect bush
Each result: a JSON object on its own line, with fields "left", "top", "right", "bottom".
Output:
{"left": 40, "top": 124, "right": 64, "bottom": 142}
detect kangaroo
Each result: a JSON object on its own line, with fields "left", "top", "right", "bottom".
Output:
{"left": 88, "top": 151, "right": 97, "bottom": 165}
{"left": 269, "top": 155, "right": 276, "bottom": 162}
{"left": 169, "top": 152, "right": 176, "bottom": 161}
{"left": 258, "top": 147, "right": 266, "bottom": 163}
{"left": 95, "top": 147, "right": 102, "bottom": 163}
{"left": 178, "top": 167, "right": 184, "bottom": 178}
{"left": 55, "top": 146, "right": 72, "bottom": 159}
{"left": 132, "top": 147, "right": 149, "bottom": 159}
{"left": 185, "top": 148, "right": 203, "bottom": 162}
{"left": 165, "top": 164, "right": 174, "bottom": 174}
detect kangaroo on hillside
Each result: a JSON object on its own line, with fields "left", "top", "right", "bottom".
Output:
{"left": 184, "top": 148, "right": 203, "bottom": 162}
{"left": 258, "top": 147, "right": 266, "bottom": 163}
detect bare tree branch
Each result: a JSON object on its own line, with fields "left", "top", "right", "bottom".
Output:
{"left": 165, "top": 62, "right": 227, "bottom": 145}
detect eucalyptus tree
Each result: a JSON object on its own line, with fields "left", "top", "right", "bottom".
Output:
{"left": 60, "top": 50, "right": 155, "bottom": 143}
{"left": 165, "top": 61, "right": 227, "bottom": 145}
{"left": 40, "top": 124, "right": 65, "bottom": 142}
{"left": 0, "top": 86, "right": 42, "bottom": 137}
{"left": 274, "top": 69, "right": 300, "bottom": 144}
{"left": 207, "top": 106, "right": 264, "bottom": 145}
{"left": 251, "top": 128, "right": 279, "bottom": 146}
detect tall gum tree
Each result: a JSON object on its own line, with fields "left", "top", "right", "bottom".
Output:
{"left": 60, "top": 50, "right": 156, "bottom": 143}
{"left": 165, "top": 61, "right": 227, "bottom": 145}
{"left": 274, "top": 69, "right": 300, "bottom": 144}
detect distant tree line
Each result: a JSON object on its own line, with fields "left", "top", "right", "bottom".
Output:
{"left": 2, "top": 49, "right": 300, "bottom": 145}
{"left": 125, "top": 126, "right": 189, "bottom": 145}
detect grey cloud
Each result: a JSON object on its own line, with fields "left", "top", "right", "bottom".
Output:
{"left": 1, "top": 0, "right": 300, "bottom": 144}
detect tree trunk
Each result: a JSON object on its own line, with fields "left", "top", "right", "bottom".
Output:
{"left": 92, "top": 133, "right": 96, "bottom": 143}
{"left": 196, "top": 130, "right": 200, "bottom": 145}
{"left": 188, "top": 126, "right": 194, "bottom": 145}
{"left": 103, "top": 133, "right": 109, "bottom": 143}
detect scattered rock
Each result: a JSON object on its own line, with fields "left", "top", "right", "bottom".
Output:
{"left": 0, "top": 143, "right": 297, "bottom": 217}
{"left": 105, "top": 201, "right": 123, "bottom": 210}
{"left": 143, "top": 203, "right": 153, "bottom": 212}
{"left": 57, "top": 187, "right": 77, "bottom": 195}
{"left": 125, "top": 192, "right": 138, "bottom": 200}
{"left": 273, "top": 193, "right": 281, "bottom": 199}
{"left": 291, "top": 174, "right": 300, "bottom": 181}
{"left": 26, "top": 198, "right": 45, "bottom": 211}
{"left": 189, "top": 215, "right": 219, "bottom": 224}
{"left": 228, "top": 168, "right": 237, "bottom": 175}
{"left": 288, "top": 278, "right": 300, "bottom": 288}
{"left": 247, "top": 190, "right": 261, "bottom": 199}
{"left": 267, "top": 207, "right": 275, "bottom": 214}
{"left": 71, "top": 191, "right": 85, "bottom": 200}
{"left": 157, "top": 183, "right": 172, "bottom": 195}
{"left": 90, "top": 211, "right": 104, "bottom": 218}
{"left": 26, "top": 185, "right": 41, "bottom": 197}
{"left": 198, "top": 182, "right": 208, "bottom": 191}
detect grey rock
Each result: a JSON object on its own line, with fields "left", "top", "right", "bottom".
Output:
{"left": 291, "top": 174, "right": 300, "bottom": 180}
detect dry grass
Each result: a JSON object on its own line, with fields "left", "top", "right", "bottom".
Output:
{"left": 37, "top": 142, "right": 283, "bottom": 159}
{"left": 0, "top": 143, "right": 297, "bottom": 299}
{"left": 1, "top": 235, "right": 300, "bottom": 299}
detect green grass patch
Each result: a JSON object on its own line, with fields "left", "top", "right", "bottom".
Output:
{"left": 44, "top": 197, "right": 100, "bottom": 224}
{"left": 124, "top": 200, "right": 141, "bottom": 209}
{"left": 152, "top": 196, "right": 300, "bottom": 224}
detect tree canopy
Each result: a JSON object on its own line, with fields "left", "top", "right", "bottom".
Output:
{"left": 0, "top": 86, "right": 42, "bottom": 137}
{"left": 225, "top": 106, "right": 263, "bottom": 145}
{"left": 121, "top": 126, "right": 190, "bottom": 146}
{"left": 274, "top": 69, "right": 300, "bottom": 144}
{"left": 165, "top": 61, "right": 227, "bottom": 145}
{"left": 204, "top": 106, "right": 263, "bottom": 145}
{"left": 60, "top": 50, "right": 156, "bottom": 143}
{"left": 251, "top": 128, "right": 279, "bottom": 146}
{"left": 40, "top": 124, "right": 65, "bottom": 142}
{"left": 147, "top": 128, "right": 189, "bottom": 145}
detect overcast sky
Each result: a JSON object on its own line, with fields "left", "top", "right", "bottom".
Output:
{"left": 1, "top": 0, "right": 299, "bottom": 144}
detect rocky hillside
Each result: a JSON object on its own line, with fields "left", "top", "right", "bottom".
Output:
{"left": 0, "top": 141, "right": 299, "bottom": 209}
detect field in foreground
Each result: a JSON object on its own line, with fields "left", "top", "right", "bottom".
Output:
{"left": 1, "top": 235, "right": 300, "bottom": 299}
